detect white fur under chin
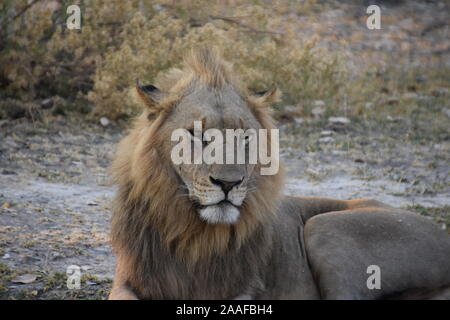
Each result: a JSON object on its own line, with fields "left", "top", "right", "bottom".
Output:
{"left": 199, "top": 203, "right": 240, "bottom": 224}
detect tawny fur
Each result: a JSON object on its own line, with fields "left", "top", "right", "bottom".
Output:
{"left": 110, "top": 47, "right": 450, "bottom": 300}
{"left": 110, "top": 47, "right": 283, "bottom": 298}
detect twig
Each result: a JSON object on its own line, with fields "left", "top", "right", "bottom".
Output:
{"left": 1, "top": 0, "right": 43, "bottom": 28}
{"left": 417, "top": 47, "right": 450, "bottom": 56}
{"left": 12, "top": 0, "right": 43, "bottom": 21}
{"left": 420, "top": 21, "right": 449, "bottom": 36}
{"left": 208, "top": 14, "right": 283, "bottom": 36}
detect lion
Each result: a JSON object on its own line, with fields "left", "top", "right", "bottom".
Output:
{"left": 109, "top": 47, "right": 450, "bottom": 300}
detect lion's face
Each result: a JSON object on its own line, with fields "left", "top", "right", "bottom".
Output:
{"left": 160, "top": 85, "right": 262, "bottom": 224}
{"left": 113, "top": 48, "right": 284, "bottom": 263}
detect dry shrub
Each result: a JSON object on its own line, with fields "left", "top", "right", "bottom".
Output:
{"left": 0, "top": 0, "right": 344, "bottom": 120}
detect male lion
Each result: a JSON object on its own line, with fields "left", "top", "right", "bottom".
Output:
{"left": 109, "top": 47, "right": 450, "bottom": 300}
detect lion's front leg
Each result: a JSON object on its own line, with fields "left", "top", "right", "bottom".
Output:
{"left": 109, "top": 283, "right": 138, "bottom": 300}
{"left": 109, "top": 254, "right": 139, "bottom": 300}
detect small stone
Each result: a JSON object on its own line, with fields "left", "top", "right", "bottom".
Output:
{"left": 11, "top": 274, "right": 39, "bottom": 284}
{"left": 386, "top": 116, "right": 404, "bottom": 122}
{"left": 100, "top": 117, "right": 110, "bottom": 127}
{"left": 403, "top": 92, "right": 418, "bottom": 99}
{"left": 283, "top": 105, "right": 297, "bottom": 113}
{"left": 313, "top": 100, "right": 325, "bottom": 107}
{"left": 415, "top": 75, "right": 426, "bottom": 83}
{"left": 2, "top": 253, "right": 10, "bottom": 259}
{"left": 51, "top": 252, "right": 62, "bottom": 260}
{"left": 320, "top": 130, "right": 333, "bottom": 137}
{"left": 294, "top": 117, "right": 304, "bottom": 124}
{"left": 442, "top": 108, "right": 450, "bottom": 119}
{"left": 318, "top": 137, "right": 334, "bottom": 143}
{"left": 40, "top": 98, "right": 54, "bottom": 110}
{"left": 328, "top": 117, "right": 350, "bottom": 125}
{"left": 311, "top": 106, "right": 325, "bottom": 118}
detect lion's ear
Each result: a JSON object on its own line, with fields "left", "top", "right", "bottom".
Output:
{"left": 253, "top": 87, "right": 281, "bottom": 106}
{"left": 136, "top": 79, "right": 164, "bottom": 108}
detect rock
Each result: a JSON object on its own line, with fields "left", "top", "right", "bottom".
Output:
{"left": 364, "top": 102, "right": 373, "bottom": 109}
{"left": 40, "top": 98, "right": 54, "bottom": 110}
{"left": 318, "top": 137, "right": 334, "bottom": 143}
{"left": 11, "top": 274, "right": 39, "bottom": 284}
{"left": 320, "top": 130, "right": 333, "bottom": 137}
{"left": 415, "top": 75, "right": 426, "bottom": 83}
{"left": 442, "top": 108, "right": 450, "bottom": 119}
{"left": 2, "top": 253, "right": 10, "bottom": 259}
{"left": 51, "top": 252, "right": 62, "bottom": 260}
{"left": 311, "top": 106, "right": 325, "bottom": 118}
{"left": 403, "top": 92, "right": 418, "bottom": 99}
{"left": 387, "top": 115, "right": 404, "bottom": 122}
{"left": 283, "top": 105, "right": 298, "bottom": 113}
{"left": 294, "top": 117, "right": 304, "bottom": 124}
{"left": 153, "top": 4, "right": 163, "bottom": 11}
{"left": 313, "top": 100, "right": 325, "bottom": 107}
{"left": 100, "top": 117, "right": 110, "bottom": 127}
{"left": 328, "top": 117, "right": 350, "bottom": 125}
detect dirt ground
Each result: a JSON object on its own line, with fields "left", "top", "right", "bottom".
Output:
{"left": 1, "top": 1, "right": 449, "bottom": 299}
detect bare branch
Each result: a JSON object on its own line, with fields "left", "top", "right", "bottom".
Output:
{"left": 208, "top": 14, "right": 283, "bottom": 36}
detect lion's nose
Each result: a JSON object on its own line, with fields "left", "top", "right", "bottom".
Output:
{"left": 210, "top": 177, "right": 243, "bottom": 194}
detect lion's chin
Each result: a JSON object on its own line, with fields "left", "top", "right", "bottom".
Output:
{"left": 198, "top": 202, "right": 240, "bottom": 224}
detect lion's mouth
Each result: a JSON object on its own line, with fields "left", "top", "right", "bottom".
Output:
{"left": 195, "top": 200, "right": 240, "bottom": 224}
{"left": 193, "top": 199, "right": 239, "bottom": 210}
